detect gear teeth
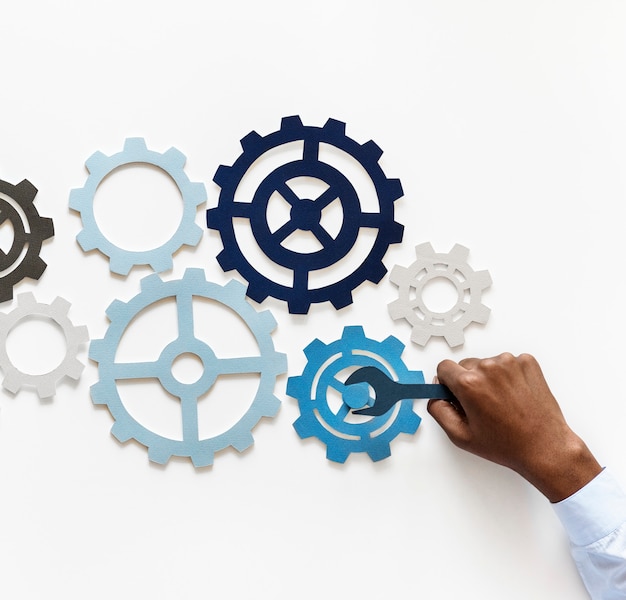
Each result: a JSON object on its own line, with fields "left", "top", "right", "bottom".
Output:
{"left": 449, "top": 243, "right": 470, "bottom": 262}
{"left": 17, "top": 292, "right": 37, "bottom": 308}
{"left": 386, "top": 179, "right": 404, "bottom": 202}
{"left": 281, "top": 115, "right": 304, "bottom": 130}
{"left": 14, "top": 179, "right": 38, "bottom": 200}
{"left": 90, "top": 381, "right": 108, "bottom": 405}
{"left": 148, "top": 253, "right": 173, "bottom": 274}
{"left": 190, "top": 449, "right": 214, "bottom": 468}
{"left": 286, "top": 374, "right": 310, "bottom": 400}
{"left": 381, "top": 335, "right": 405, "bottom": 356}
{"left": 187, "top": 182, "right": 207, "bottom": 206}
{"left": 303, "top": 338, "right": 327, "bottom": 360}
{"left": 444, "top": 330, "right": 465, "bottom": 348}
{"left": 388, "top": 298, "right": 406, "bottom": 321}
{"left": 212, "top": 165, "right": 233, "bottom": 187}
{"left": 109, "top": 255, "right": 134, "bottom": 276}
{"left": 415, "top": 241, "right": 435, "bottom": 257}
{"left": 257, "top": 309, "right": 278, "bottom": 333}
{"left": 105, "top": 298, "right": 128, "bottom": 321}
{"left": 88, "top": 339, "right": 107, "bottom": 362}
{"left": 240, "top": 130, "right": 264, "bottom": 152}
{"left": 474, "top": 270, "right": 493, "bottom": 289}
{"left": 216, "top": 248, "right": 237, "bottom": 271}
{"left": 51, "top": 296, "right": 70, "bottom": 314}
{"left": 37, "top": 380, "right": 56, "bottom": 399}
{"left": 292, "top": 413, "right": 315, "bottom": 439}
{"left": 84, "top": 151, "right": 107, "bottom": 173}
{"left": 76, "top": 229, "right": 98, "bottom": 252}
{"left": 231, "top": 430, "right": 254, "bottom": 452}
{"left": 182, "top": 267, "right": 207, "bottom": 286}
{"left": 365, "top": 261, "right": 388, "bottom": 284}
{"left": 326, "top": 444, "right": 350, "bottom": 464}
{"left": 140, "top": 272, "right": 165, "bottom": 293}
{"left": 124, "top": 137, "right": 148, "bottom": 153}
{"left": 25, "top": 256, "right": 47, "bottom": 279}
{"left": 162, "top": 146, "right": 186, "bottom": 167}
{"left": 148, "top": 445, "right": 174, "bottom": 465}
{"left": 322, "top": 118, "right": 346, "bottom": 136}
{"left": 111, "top": 420, "right": 133, "bottom": 443}
{"left": 367, "top": 444, "right": 391, "bottom": 462}
{"left": 410, "top": 328, "right": 431, "bottom": 346}
{"left": 66, "top": 358, "right": 85, "bottom": 380}
{"left": 329, "top": 290, "right": 353, "bottom": 311}
{"left": 362, "top": 140, "right": 383, "bottom": 160}
{"left": 245, "top": 282, "right": 270, "bottom": 304}
{"left": 3, "top": 372, "right": 21, "bottom": 394}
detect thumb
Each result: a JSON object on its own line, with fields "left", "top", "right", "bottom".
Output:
{"left": 427, "top": 398, "right": 469, "bottom": 447}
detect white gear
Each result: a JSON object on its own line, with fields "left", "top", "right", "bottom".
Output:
{"left": 388, "top": 243, "right": 492, "bottom": 347}
{"left": 0, "top": 293, "right": 89, "bottom": 398}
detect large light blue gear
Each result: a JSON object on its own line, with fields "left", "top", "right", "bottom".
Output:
{"left": 207, "top": 116, "right": 404, "bottom": 314}
{"left": 89, "top": 268, "right": 287, "bottom": 467}
{"left": 69, "top": 138, "right": 207, "bottom": 275}
{"left": 288, "top": 325, "right": 423, "bottom": 463}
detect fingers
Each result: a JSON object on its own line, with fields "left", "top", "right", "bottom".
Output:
{"left": 427, "top": 398, "right": 470, "bottom": 448}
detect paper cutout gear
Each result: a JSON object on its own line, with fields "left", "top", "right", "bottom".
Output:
{"left": 207, "top": 116, "right": 404, "bottom": 314}
{"left": 388, "top": 243, "right": 492, "bottom": 347}
{"left": 288, "top": 325, "right": 422, "bottom": 463}
{"left": 0, "top": 178, "right": 54, "bottom": 303}
{"left": 89, "top": 268, "right": 287, "bottom": 467}
{"left": 69, "top": 138, "right": 206, "bottom": 275}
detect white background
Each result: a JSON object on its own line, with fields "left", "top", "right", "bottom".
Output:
{"left": 1, "top": 1, "right": 625, "bottom": 598}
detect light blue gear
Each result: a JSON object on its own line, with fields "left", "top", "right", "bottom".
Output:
{"left": 69, "top": 137, "right": 207, "bottom": 275}
{"left": 288, "top": 325, "right": 423, "bottom": 463}
{"left": 89, "top": 268, "right": 287, "bottom": 467}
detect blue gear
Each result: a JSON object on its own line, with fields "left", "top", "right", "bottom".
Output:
{"left": 69, "top": 138, "right": 207, "bottom": 275}
{"left": 89, "top": 268, "right": 287, "bottom": 467}
{"left": 288, "top": 325, "right": 423, "bottom": 463}
{"left": 207, "top": 116, "right": 404, "bottom": 314}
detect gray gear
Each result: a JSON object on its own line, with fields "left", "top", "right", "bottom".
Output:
{"left": 388, "top": 243, "right": 492, "bottom": 347}
{"left": 0, "top": 292, "right": 89, "bottom": 397}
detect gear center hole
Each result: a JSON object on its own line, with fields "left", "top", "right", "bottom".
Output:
{"left": 171, "top": 352, "right": 204, "bottom": 385}
{"left": 421, "top": 277, "right": 460, "bottom": 314}
{"left": 6, "top": 316, "right": 66, "bottom": 376}
{"left": 93, "top": 164, "right": 183, "bottom": 252}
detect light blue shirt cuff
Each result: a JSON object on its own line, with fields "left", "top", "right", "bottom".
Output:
{"left": 552, "top": 468, "right": 626, "bottom": 547}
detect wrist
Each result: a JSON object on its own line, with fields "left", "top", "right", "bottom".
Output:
{"left": 519, "top": 433, "right": 602, "bottom": 503}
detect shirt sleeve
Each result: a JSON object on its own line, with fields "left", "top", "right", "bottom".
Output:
{"left": 552, "top": 468, "right": 626, "bottom": 599}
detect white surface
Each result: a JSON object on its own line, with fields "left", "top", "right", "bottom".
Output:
{"left": 1, "top": 1, "right": 625, "bottom": 598}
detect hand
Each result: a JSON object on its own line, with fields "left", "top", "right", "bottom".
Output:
{"left": 428, "top": 352, "right": 602, "bottom": 502}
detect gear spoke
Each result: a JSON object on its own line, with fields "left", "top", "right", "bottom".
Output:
{"left": 276, "top": 181, "right": 302, "bottom": 208}
{"left": 216, "top": 355, "right": 266, "bottom": 375}
{"left": 180, "top": 390, "right": 200, "bottom": 442}
{"left": 313, "top": 186, "right": 339, "bottom": 210}
{"left": 310, "top": 221, "right": 335, "bottom": 247}
{"left": 111, "top": 360, "right": 161, "bottom": 380}
{"left": 271, "top": 219, "right": 299, "bottom": 243}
